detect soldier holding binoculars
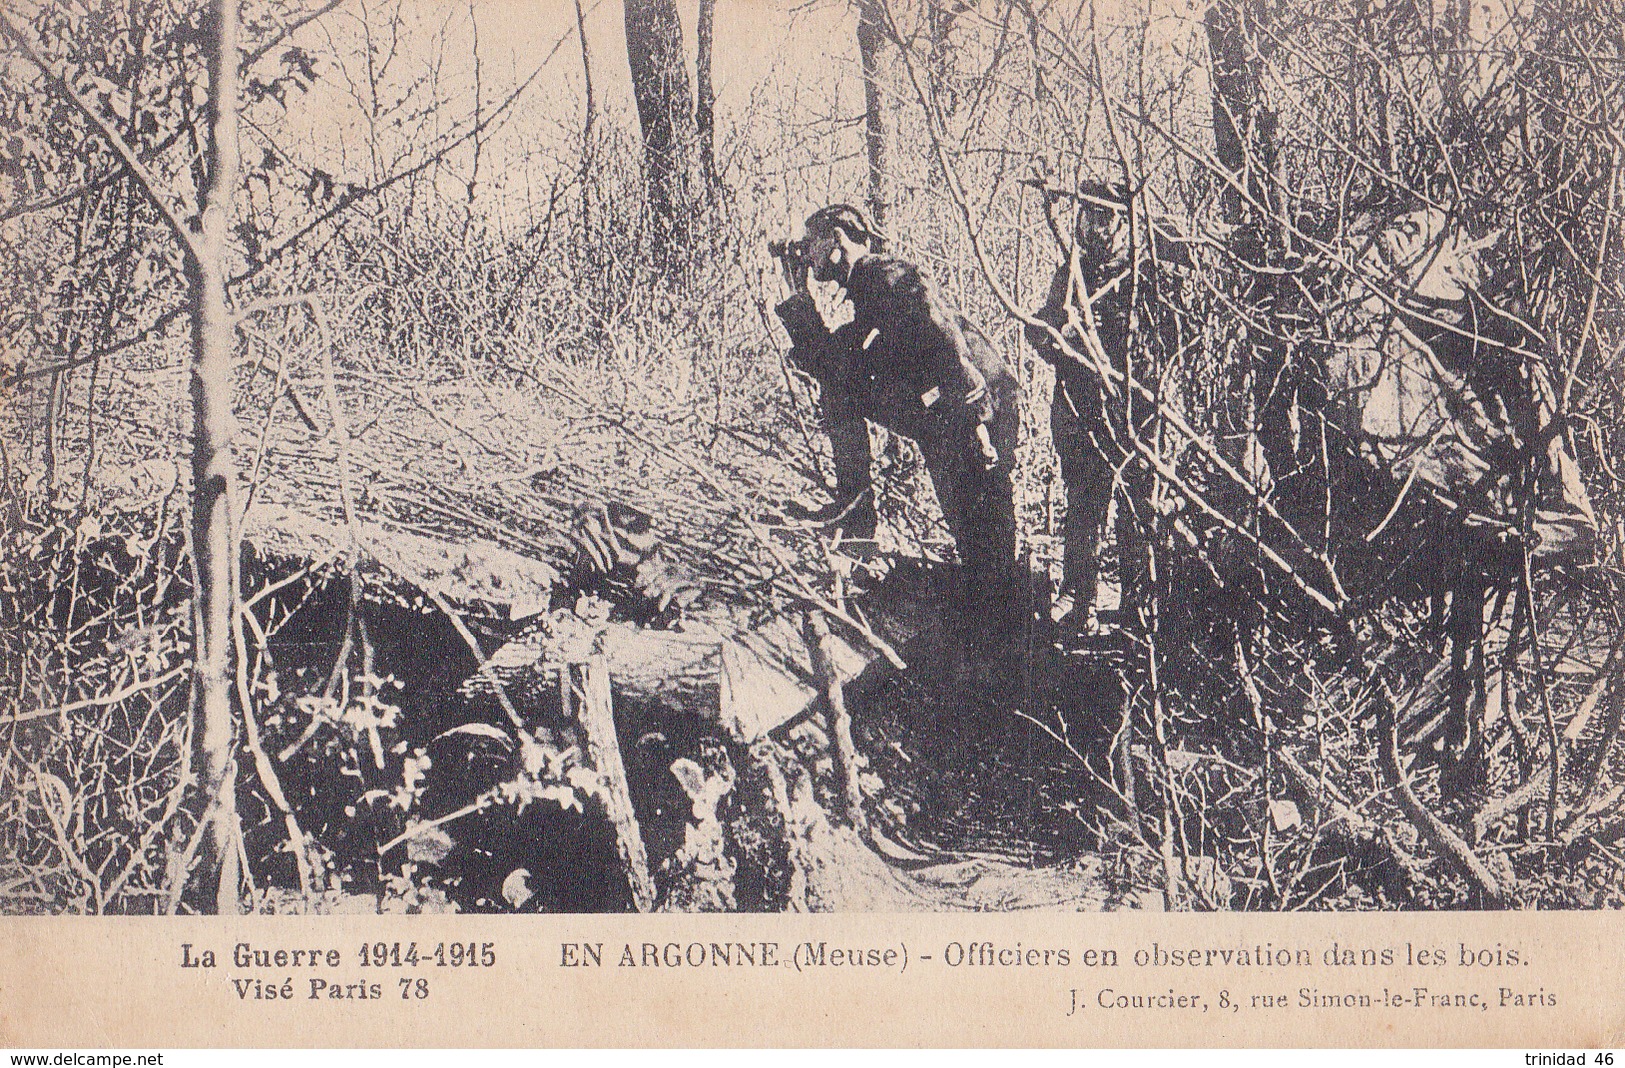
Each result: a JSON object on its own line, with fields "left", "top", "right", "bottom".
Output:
{"left": 770, "top": 204, "right": 1023, "bottom": 651}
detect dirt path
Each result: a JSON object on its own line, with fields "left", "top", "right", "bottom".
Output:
{"left": 773, "top": 661, "right": 1126, "bottom": 912}
{"left": 795, "top": 822, "right": 1112, "bottom": 911}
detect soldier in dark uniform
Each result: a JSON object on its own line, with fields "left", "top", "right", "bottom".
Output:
{"left": 772, "top": 204, "right": 1023, "bottom": 643}
{"left": 1025, "top": 182, "right": 1185, "bottom": 629}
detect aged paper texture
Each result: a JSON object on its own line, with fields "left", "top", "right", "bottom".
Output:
{"left": 1, "top": 0, "right": 1622, "bottom": 1049}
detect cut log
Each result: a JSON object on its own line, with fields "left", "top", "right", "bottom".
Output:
{"left": 472, "top": 586, "right": 927, "bottom": 742}
{"left": 245, "top": 503, "right": 560, "bottom": 614}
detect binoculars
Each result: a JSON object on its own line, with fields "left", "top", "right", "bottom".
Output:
{"left": 767, "top": 236, "right": 811, "bottom": 266}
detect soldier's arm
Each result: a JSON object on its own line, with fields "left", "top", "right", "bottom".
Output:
{"left": 774, "top": 292, "right": 841, "bottom": 386}
{"left": 1025, "top": 261, "right": 1073, "bottom": 361}
{"left": 922, "top": 291, "right": 996, "bottom": 427}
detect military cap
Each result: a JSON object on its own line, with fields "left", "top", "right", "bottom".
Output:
{"left": 805, "top": 203, "right": 888, "bottom": 253}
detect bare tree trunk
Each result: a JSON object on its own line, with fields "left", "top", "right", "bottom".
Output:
{"left": 187, "top": 0, "right": 243, "bottom": 916}
{"left": 1206, "top": 0, "right": 1309, "bottom": 538}
{"left": 1442, "top": 0, "right": 1471, "bottom": 96}
{"left": 696, "top": 0, "right": 718, "bottom": 191}
{"left": 856, "top": 0, "right": 890, "bottom": 229}
{"left": 462, "top": 0, "right": 484, "bottom": 243}
{"left": 622, "top": 0, "right": 698, "bottom": 263}
{"left": 572, "top": 0, "right": 597, "bottom": 249}
{"left": 1204, "top": 0, "right": 1279, "bottom": 226}
{"left": 924, "top": 0, "right": 953, "bottom": 104}
{"left": 1361, "top": 0, "right": 1398, "bottom": 181}
{"left": 43, "top": 370, "right": 64, "bottom": 492}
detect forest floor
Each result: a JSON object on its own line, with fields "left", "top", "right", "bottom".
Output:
{"left": 806, "top": 654, "right": 1126, "bottom": 910}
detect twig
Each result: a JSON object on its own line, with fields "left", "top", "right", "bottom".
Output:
{"left": 733, "top": 256, "right": 826, "bottom": 469}
{"left": 1562, "top": 630, "right": 1625, "bottom": 743}
{"left": 30, "top": 769, "right": 104, "bottom": 912}
{"left": 234, "top": 592, "right": 315, "bottom": 897}
{"left": 1474, "top": 765, "right": 1552, "bottom": 842}
{"left": 163, "top": 758, "right": 238, "bottom": 915}
{"left": 0, "top": 13, "right": 197, "bottom": 259}
{"left": 376, "top": 792, "right": 498, "bottom": 857}
{"left": 102, "top": 758, "right": 194, "bottom": 907}
{"left": 227, "top": 20, "right": 576, "bottom": 290}
{"left": 1561, "top": 680, "right": 1623, "bottom": 839}
{"left": 4, "top": 665, "right": 188, "bottom": 725}
{"left": 1519, "top": 545, "right": 1563, "bottom": 839}
{"left": 422, "top": 586, "right": 525, "bottom": 730}
{"left": 238, "top": 0, "right": 344, "bottom": 74}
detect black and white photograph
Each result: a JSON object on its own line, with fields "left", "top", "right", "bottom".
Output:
{"left": 1, "top": 0, "right": 1622, "bottom": 923}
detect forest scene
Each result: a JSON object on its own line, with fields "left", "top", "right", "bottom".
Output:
{"left": 1, "top": 0, "right": 1621, "bottom": 915}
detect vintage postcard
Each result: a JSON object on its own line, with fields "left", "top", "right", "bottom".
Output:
{"left": 0, "top": 0, "right": 1621, "bottom": 1048}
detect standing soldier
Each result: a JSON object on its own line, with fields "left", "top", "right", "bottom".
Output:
{"left": 771, "top": 204, "right": 1024, "bottom": 649}
{"left": 1026, "top": 181, "right": 1186, "bottom": 630}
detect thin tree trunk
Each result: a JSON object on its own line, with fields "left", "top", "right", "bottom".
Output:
{"left": 187, "top": 0, "right": 242, "bottom": 916}
{"left": 1207, "top": 0, "right": 1305, "bottom": 525}
{"left": 462, "top": 0, "right": 483, "bottom": 243}
{"left": 572, "top": 0, "right": 596, "bottom": 249}
{"left": 925, "top": 0, "right": 951, "bottom": 103}
{"left": 696, "top": 0, "right": 717, "bottom": 191}
{"left": 805, "top": 612, "right": 869, "bottom": 836}
{"left": 43, "top": 370, "right": 63, "bottom": 492}
{"left": 1204, "top": 0, "right": 1278, "bottom": 226}
{"left": 856, "top": 0, "right": 890, "bottom": 229}
{"left": 1443, "top": 0, "right": 1471, "bottom": 102}
{"left": 622, "top": 0, "right": 697, "bottom": 262}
